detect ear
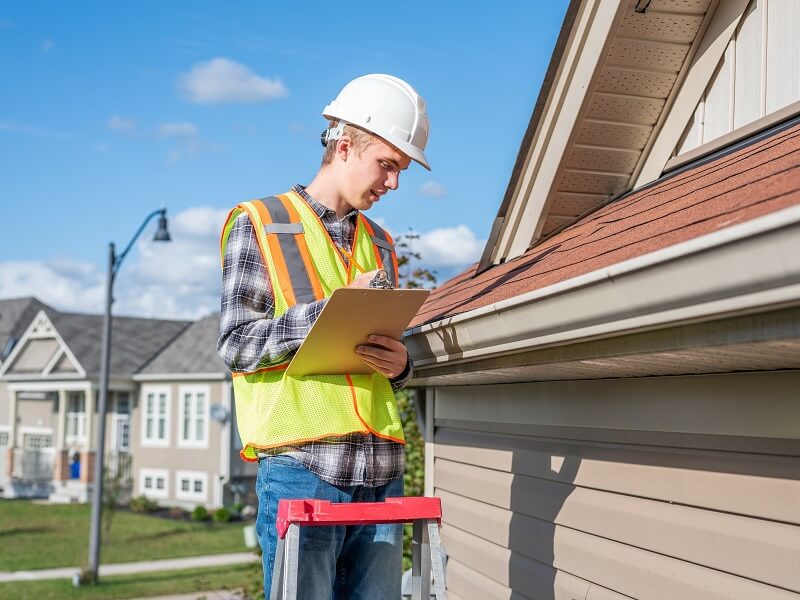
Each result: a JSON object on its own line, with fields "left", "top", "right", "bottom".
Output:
{"left": 335, "top": 135, "right": 353, "bottom": 163}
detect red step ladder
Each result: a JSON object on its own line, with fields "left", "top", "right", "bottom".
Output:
{"left": 270, "top": 496, "right": 447, "bottom": 600}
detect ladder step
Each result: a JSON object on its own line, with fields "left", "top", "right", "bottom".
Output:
{"left": 275, "top": 496, "right": 442, "bottom": 539}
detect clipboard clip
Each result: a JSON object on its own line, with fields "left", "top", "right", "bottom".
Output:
{"left": 368, "top": 269, "right": 393, "bottom": 289}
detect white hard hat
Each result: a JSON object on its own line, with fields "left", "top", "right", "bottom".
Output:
{"left": 322, "top": 74, "right": 431, "bottom": 170}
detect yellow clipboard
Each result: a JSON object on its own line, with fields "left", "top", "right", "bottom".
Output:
{"left": 285, "top": 287, "right": 430, "bottom": 377}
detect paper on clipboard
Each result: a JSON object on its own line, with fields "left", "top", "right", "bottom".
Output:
{"left": 285, "top": 287, "right": 430, "bottom": 377}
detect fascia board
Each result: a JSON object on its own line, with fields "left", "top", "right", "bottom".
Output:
{"left": 406, "top": 204, "right": 800, "bottom": 369}
{"left": 497, "top": 0, "right": 624, "bottom": 261}
{"left": 132, "top": 372, "right": 228, "bottom": 382}
{"left": 634, "top": 0, "right": 749, "bottom": 188}
{"left": 0, "top": 309, "right": 47, "bottom": 377}
{"left": 0, "top": 310, "right": 88, "bottom": 379}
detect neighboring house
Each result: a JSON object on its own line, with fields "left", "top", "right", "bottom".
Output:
{"left": 0, "top": 298, "right": 256, "bottom": 508}
{"left": 405, "top": 1, "right": 800, "bottom": 599}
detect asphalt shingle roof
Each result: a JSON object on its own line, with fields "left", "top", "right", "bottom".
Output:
{"left": 138, "top": 313, "right": 225, "bottom": 375}
{"left": 43, "top": 309, "right": 191, "bottom": 377}
{"left": 413, "top": 120, "right": 800, "bottom": 327}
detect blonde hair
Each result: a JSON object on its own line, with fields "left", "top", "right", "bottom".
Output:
{"left": 321, "top": 120, "right": 376, "bottom": 166}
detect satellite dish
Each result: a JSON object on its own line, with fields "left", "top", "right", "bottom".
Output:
{"left": 209, "top": 404, "right": 230, "bottom": 424}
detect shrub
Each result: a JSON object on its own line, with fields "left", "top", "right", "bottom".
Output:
{"left": 191, "top": 505, "right": 209, "bottom": 521}
{"left": 213, "top": 507, "right": 232, "bottom": 523}
{"left": 232, "top": 501, "right": 244, "bottom": 514}
{"left": 129, "top": 495, "right": 159, "bottom": 514}
{"left": 169, "top": 506, "right": 187, "bottom": 520}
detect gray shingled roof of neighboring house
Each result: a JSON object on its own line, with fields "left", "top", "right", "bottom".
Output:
{"left": 44, "top": 308, "right": 191, "bottom": 377}
{"left": 138, "top": 313, "right": 226, "bottom": 375}
{"left": 0, "top": 297, "right": 50, "bottom": 361}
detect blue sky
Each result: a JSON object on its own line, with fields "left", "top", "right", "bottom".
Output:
{"left": 0, "top": 1, "right": 569, "bottom": 318}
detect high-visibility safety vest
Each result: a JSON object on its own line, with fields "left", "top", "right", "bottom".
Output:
{"left": 220, "top": 190, "right": 405, "bottom": 461}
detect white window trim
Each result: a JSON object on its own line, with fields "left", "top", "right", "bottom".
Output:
{"left": 140, "top": 386, "right": 171, "bottom": 448}
{"left": 111, "top": 414, "right": 131, "bottom": 452}
{"left": 65, "top": 392, "right": 87, "bottom": 445}
{"left": 177, "top": 385, "right": 210, "bottom": 449}
{"left": 175, "top": 469, "right": 208, "bottom": 503}
{"left": 139, "top": 467, "right": 169, "bottom": 499}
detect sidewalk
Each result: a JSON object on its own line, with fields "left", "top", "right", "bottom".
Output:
{"left": 0, "top": 552, "right": 259, "bottom": 583}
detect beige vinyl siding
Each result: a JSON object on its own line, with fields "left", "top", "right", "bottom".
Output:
{"left": 16, "top": 397, "right": 55, "bottom": 435}
{"left": 677, "top": 0, "right": 800, "bottom": 155}
{"left": 432, "top": 371, "right": 800, "bottom": 599}
{"left": 5, "top": 339, "right": 59, "bottom": 374}
{"left": 132, "top": 380, "right": 226, "bottom": 508}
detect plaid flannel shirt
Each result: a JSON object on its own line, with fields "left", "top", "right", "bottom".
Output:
{"left": 217, "top": 185, "right": 409, "bottom": 486}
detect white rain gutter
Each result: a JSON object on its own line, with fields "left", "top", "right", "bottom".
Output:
{"left": 405, "top": 203, "right": 800, "bottom": 370}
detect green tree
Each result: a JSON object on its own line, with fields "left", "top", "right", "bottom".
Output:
{"left": 395, "top": 231, "right": 437, "bottom": 289}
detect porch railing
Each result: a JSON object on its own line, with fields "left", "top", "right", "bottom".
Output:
{"left": 12, "top": 448, "right": 55, "bottom": 481}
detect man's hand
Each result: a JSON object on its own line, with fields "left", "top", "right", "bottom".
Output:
{"left": 356, "top": 335, "right": 408, "bottom": 379}
{"left": 347, "top": 270, "right": 380, "bottom": 289}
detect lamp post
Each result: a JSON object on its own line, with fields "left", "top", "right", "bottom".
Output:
{"left": 85, "top": 207, "right": 171, "bottom": 583}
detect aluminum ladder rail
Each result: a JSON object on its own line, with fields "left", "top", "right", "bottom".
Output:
{"left": 270, "top": 496, "right": 447, "bottom": 600}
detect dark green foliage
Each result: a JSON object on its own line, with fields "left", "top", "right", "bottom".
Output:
{"left": 213, "top": 507, "right": 232, "bottom": 523}
{"left": 128, "top": 495, "right": 158, "bottom": 514}
{"left": 395, "top": 232, "right": 438, "bottom": 289}
{"left": 191, "top": 505, "right": 209, "bottom": 522}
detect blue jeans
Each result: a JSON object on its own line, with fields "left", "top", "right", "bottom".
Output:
{"left": 256, "top": 455, "right": 403, "bottom": 600}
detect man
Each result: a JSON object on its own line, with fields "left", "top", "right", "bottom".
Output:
{"left": 217, "top": 74, "right": 431, "bottom": 599}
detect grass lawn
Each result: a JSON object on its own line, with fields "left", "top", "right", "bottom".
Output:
{"left": 0, "top": 563, "right": 256, "bottom": 600}
{"left": 0, "top": 500, "right": 251, "bottom": 571}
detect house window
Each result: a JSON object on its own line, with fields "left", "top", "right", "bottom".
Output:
{"left": 0, "top": 431, "right": 8, "bottom": 446}
{"left": 175, "top": 470, "right": 207, "bottom": 502}
{"left": 178, "top": 386, "right": 210, "bottom": 448}
{"left": 116, "top": 392, "right": 131, "bottom": 414}
{"left": 65, "top": 392, "right": 86, "bottom": 442}
{"left": 141, "top": 387, "right": 170, "bottom": 447}
{"left": 139, "top": 468, "right": 169, "bottom": 499}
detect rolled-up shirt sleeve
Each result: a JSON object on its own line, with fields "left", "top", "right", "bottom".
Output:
{"left": 217, "top": 212, "right": 327, "bottom": 372}
{"left": 389, "top": 354, "right": 414, "bottom": 391}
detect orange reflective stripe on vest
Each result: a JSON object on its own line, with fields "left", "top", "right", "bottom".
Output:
{"left": 253, "top": 196, "right": 326, "bottom": 306}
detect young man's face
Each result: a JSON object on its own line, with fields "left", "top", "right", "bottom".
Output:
{"left": 339, "top": 136, "right": 411, "bottom": 212}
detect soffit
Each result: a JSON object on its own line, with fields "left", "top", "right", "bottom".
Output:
{"left": 541, "top": 0, "right": 714, "bottom": 239}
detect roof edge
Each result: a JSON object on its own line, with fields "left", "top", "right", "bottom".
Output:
{"left": 406, "top": 203, "right": 800, "bottom": 369}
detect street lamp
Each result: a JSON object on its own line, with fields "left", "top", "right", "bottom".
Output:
{"left": 85, "top": 207, "right": 171, "bottom": 583}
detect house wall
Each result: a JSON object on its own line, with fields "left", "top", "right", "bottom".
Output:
{"left": 132, "top": 380, "right": 227, "bottom": 509}
{"left": 431, "top": 370, "right": 800, "bottom": 600}
{"left": 15, "top": 397, "right": 56, "bottom": 443}
{"left": 0, "top": 381, "right": 8, "bottom": 428}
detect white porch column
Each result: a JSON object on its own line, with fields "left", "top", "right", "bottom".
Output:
{"left": 84, "top": 383, "right": 94, "bottom": 451}
{"left": 9, "top": 391, "right": 18, "bottom": 448}
{"left": 57, "top": 389, "right": 67, "bottom": 450}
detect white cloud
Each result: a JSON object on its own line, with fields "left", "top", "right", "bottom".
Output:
{"left": 41, "top": 38, "right": 54, "bottom": 53}
{"left": 418, "top": 181, "right": 447, "bottom": 198}
{"left": 178, "top": 57, "right": 288, "bottom": 104}
{"left": 0, "top": 258, "right": 105, "bottom": 314}
{"left": 403, "top": 225, "right": 485, "bottom": 268}
{"left": 107, "top": 116, "right": 137, "bottom": 132}
{"left": 0, "top": 213, "right": 484, "bottom": 319}
{"left": 0, "top": 206, "right": 228, "bottom": 319}
{"left": 158, "top": 122, "right": 199, "bottom": 138}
